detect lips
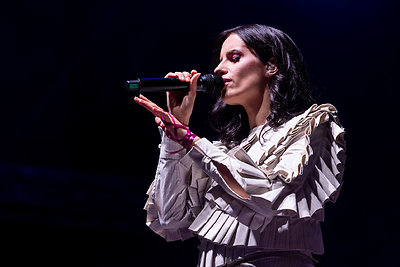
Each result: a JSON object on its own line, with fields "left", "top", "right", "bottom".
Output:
{"left": 223, "top": 78, "right": 231, "bottom": 87}
{"left": 221, "top": 78, "right": 231, "bottom": 95}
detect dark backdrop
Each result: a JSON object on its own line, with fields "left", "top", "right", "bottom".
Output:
{"left": 1, "top": 0, "right": 398, "bottom": 266}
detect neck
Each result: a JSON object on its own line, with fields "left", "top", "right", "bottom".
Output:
{"left": 243, "top": 88, "right": 271, "bottom": 129}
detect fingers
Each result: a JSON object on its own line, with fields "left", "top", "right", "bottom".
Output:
{"left": 165, "top": 72, "right": 187, "bottom": 81}
{"left": 165, "top": 70, "right": 199, "bottom": 82}
{"left": 134, "top": 94, "right": 182, "bottom": 127}
{"left": 189, "top": 71, "right": 201, "bottom": 96}
{"left": 155, "top": 116, "right": 165, "bottom": 129}
{"left": 134, "top": 94, "right": 153, "bottom": 108}
{"left": 164, "top": 72, "right": 178, "bottom": 78}
{"left": 138, "top": 94, "right": 152, "bottom": 104}
{"left": 134, "top": 94, "right": 168, "bottom": 119}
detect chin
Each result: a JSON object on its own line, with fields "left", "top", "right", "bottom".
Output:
{"left": 221, "top": 88, "right": 245, "bottom": 106}
{"left": 222, "top": 96, "right": 241, "bottom": 106}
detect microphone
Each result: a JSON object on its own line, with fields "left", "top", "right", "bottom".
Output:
{"left": 126, "top": 74, "right": 224, "bottom": 95}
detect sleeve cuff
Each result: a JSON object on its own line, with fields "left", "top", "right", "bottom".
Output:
{"left": 158, "top": 127, "right": 187, "bottom": 159}
{"left": 187, "top": 138, "right": 216, "bottom": 163}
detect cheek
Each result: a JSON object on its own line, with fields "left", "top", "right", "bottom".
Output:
{"left": 234, "top": 65, "right": 252, "bottom": 85}
{"left": 236, "top": 68, "right": 265, "bottom": 92}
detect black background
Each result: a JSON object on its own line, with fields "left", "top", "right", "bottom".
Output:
{"left": 1, "top": 0, "right": 399, "bottom": 266}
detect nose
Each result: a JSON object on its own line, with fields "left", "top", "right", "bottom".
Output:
{"left": 214, "top": 61, "right": 227, "bottom": 76}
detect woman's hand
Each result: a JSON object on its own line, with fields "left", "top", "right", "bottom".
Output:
{"left": 134, "top": 94, "right": 200, "bottom": 149}
{"left": 165, "top": 70, "right": 201, "bottom": 126}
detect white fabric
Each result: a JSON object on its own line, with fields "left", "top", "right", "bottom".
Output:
{"left": 144, "top": 103, "right": 346, "bottom": 260}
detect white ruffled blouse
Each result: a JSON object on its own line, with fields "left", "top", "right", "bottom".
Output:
{"left": 144, "top": 104, "right": 346, "bottom": 256}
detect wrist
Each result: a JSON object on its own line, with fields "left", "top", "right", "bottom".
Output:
{"left": 180, "top": 118, "right": 190, "bottom": 127}
{"left": 169, "top": 113, "right": 190, "bottom": 127}
{"left": 161, "top": 113, "right": 197, "bottom": 154}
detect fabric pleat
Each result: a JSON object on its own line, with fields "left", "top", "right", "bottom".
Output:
{"left": 145, "top": 104, "right": 345, "bottom": 256}
{"left": 187, "top": 104, "right": 345, "bottom": 253}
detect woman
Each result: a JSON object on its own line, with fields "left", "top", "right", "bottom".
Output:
{"left": 135, "top": 24, "right": 346, "bottom": 267}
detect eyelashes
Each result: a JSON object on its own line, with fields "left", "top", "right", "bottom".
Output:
{"left": 231, "top": 53, "right": 241, "bottom": 62}
{"left": 218, "top": 50, "right": 242, "bottom": 63}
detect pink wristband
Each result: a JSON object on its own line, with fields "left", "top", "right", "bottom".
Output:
{"left": 161, "top": 113, "right": 197, "bottom": 154}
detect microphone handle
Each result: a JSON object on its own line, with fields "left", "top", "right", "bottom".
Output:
{"left": 127, "top": 77, "right": 211, "bottom": 93}
{"left": 127, "top": 78, "right": 189, "bottom": 92}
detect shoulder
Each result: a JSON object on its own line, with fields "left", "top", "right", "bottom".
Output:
{"left": 241, "top": 104, "right": 345, "bottom": 178}
{"left": 269, "top": 103, "right": 346, "bottom": 181}
{"left": 222, "top": 104, "right": 346, "bottom": 220}
{"left": 282, "top": 103, "right": 342, "bottom": 135}
{"left": 262, "top": 103, "right": 344, "bottom": 147}
{"left": 245, "top": 103, "right": 343, "bottom": 146}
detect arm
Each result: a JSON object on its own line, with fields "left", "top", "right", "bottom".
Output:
{"left": 151, "top": 129, "right": 193, "bottom": 228}
{"left": 138, "top": 70, "right": 202, "bottom": 240}
{"left": 143, "top": 129, "right": 199, "bottom": 242}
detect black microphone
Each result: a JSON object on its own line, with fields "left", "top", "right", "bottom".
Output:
{"left": 126, "top": 74, "right": 224, "bottom": 95}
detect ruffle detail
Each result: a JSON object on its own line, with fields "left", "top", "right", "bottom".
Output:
{"left": 234, "top": 103, "right": 346, "bottom": 220}
{"left": 188, "top": 103, "right": 345, "bottom": 247}
{"left": 145, "top": 103, "right": 345, "bottom": 251}
{"left": 144, "top": 179, "right": 194, "bottom": 241}
{"left": 264, "top": 104, "right": 344, "bottom": 181}
{"left": 144, "top": 161, "right": 215, "bottom": 241}
{"left": 188, "top": 104, "right": 344, "bottom": 251}
{"left": 189, "top": 194, "right": 324, "bottom": 253}
{"left": 264, "top": 104, "right": 345, "bottom": 219}
{"left": 189, "top": 199, "right": 269, "bottom": 247}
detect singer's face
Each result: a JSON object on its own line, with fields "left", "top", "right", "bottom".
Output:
{"left": 214, "top": 34, "right": 268, "bottom": 107}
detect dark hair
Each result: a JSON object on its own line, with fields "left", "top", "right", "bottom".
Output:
{"left": 210, "top": 24, "right": 315, "bottom": 147}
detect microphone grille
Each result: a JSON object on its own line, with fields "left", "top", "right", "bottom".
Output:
{"left": 199, "top": 74, "right": 224, "bottom": 95}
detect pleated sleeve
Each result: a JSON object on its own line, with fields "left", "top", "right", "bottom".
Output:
{"left": 143, "top": 128, "right": 195, "bottom": 241}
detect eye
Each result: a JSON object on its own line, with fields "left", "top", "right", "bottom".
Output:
{"left": 231, "top": 53, "right": 241, "bottom": 62}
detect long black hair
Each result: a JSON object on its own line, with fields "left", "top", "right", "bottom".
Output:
{"left": 210, "top": 24, "right": 315, "bottom": 147}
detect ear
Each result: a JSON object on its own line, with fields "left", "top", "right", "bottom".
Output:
{"left": 265, "top": 57, "right": 278, "bottom": 77}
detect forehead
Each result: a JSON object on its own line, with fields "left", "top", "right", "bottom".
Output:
{"left": 220, "top": 34, "right": 248, "bottom": 54}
